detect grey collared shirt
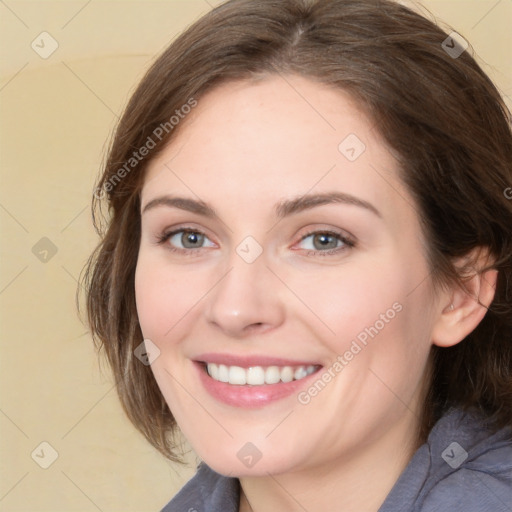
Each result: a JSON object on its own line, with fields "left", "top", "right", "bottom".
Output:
{"left": 162, "top": 408, "right": 512, "bottom": 512}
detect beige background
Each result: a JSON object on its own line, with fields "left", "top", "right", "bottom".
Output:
{"left": 0, "top": 1, "right": 510, "bottom": 511}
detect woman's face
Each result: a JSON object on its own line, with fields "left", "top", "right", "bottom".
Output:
{"left": 135, "top": 76, "right": 439, "bottom": 476}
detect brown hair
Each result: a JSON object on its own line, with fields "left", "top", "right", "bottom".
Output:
{"left": 82, "top": 0, "right": 512, "bottom": 461}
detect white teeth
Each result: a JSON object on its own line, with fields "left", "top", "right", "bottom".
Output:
{"left": 218, "top": 364, "right": 229, "bottom": 383}
{"left": 208, "top": 363, "right": 220, "bottom": 380}
{"left": 294, "top": 366, "right": 308, "bottom": 380}
{"left": 280, "top": 366, "right": 294, "bottom": 383}
{"left": 265, "top": 366, "right": 281, "bottom": 384}
{"left": 206, "top": 363, "right": 318, "bottom": 385}
{"left": 246, "top": 366, "right": 265, "bottom": 385}
{"left": 228, "top": 366, "right": 246, "bottom": 385}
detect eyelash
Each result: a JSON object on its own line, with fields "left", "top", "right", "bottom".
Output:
{"left": 155, "top": 227, "right": 356, "bottom": 256}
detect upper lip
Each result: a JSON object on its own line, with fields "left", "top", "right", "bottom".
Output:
{"left": 194, "top": 353, "right": 322, "bottom": 368}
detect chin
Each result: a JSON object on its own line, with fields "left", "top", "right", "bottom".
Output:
{"left": 199, "top": 447, "right": 299, "bottom": 478}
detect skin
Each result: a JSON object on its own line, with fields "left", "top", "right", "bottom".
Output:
{"left": 135, "top": 76, "right": 496, "bottom": 512}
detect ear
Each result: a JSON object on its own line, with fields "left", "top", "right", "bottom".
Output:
{"left": 431, "top": 248, "right": 498, "bottom": 348}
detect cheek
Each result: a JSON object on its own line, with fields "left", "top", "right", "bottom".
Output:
{"left": 134, "top": 253, "right": 205, "bottom": 342}
{"left": 288, "top": 250, "right": 434, "bottom": 400}
{"left": 283, "top": 258, "right": 409, "bottom": 348}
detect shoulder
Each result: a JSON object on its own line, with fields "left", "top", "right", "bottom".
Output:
{"left": 160, "top": 462, "right": 240, "bottom": 512}
{"left": 380, "top": 408, "right": 512, "bottom": 512}
{"left": 419, "top": 409, "right": 512, "bottom": 512}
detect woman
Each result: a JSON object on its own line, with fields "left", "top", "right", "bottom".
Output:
{"left": 83, "top": 0, "right": 512, "bottom": 510}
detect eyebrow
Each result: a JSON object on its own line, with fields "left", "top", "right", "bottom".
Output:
{"left": 275, "top": 192, "right": 381, "bottom": 219}
{"left": 141, "top": 192, "right": 381, "bottom": 219}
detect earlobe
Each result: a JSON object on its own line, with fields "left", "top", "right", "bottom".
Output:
{"left": 431, "top": 261, "right": 498, "bottom": 348}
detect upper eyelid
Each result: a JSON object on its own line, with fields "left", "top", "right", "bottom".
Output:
{"left": 163, "top": 226, "right": 215, "bottom": 242}
{"left": 161, "top": 226, "right": 349, "bottom": 238}
{"left": 161, "top": 223, "right": 214, "bottom": 238}
{"left": 295, "top": 230, "right": 355, "bottom": 249}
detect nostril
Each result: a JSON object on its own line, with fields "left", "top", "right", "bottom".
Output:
{"left": 247, "top": 322, "right": 264, "bottom": 331}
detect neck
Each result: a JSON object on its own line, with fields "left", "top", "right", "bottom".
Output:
{"left": 239, "top": 411, "right": 421, "bottom": 512}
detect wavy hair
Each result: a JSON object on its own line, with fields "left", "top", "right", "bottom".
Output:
{"left": 82, "top": 0, "right": 512, "bottom": 461}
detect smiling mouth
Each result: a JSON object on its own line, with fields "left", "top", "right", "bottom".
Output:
{"left": 203, "top": 362, "right": 321, "bottom": 386}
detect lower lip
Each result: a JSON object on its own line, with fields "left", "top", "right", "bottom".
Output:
{"left": 194, "top": 362, "right": 322, "bottom": 408}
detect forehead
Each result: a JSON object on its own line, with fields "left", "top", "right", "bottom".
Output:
{"left": 142, "top": 75, "right": 413, "bottom": 224}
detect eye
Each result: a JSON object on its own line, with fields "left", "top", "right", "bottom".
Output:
{"left": 158, "top": 228, "right": 216, "bottom": 252}
{"left": 296, "top": 230, "right": 354, "bottom": 253}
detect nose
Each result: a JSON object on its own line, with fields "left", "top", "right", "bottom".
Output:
{"left": 204, "top": 251, "right": 286, "bottom": 338}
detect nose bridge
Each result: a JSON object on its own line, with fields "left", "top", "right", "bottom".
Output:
{"left": 204, "top": 244, "right": 285, "bottom": 335}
